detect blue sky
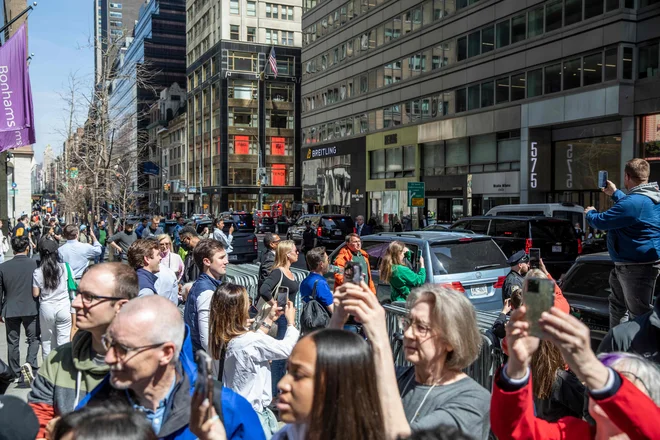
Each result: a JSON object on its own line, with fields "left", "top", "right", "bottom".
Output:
{"left": 28, "top": 0, "right": 94, "bottom": 163}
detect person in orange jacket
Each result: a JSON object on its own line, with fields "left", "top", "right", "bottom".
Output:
{"left": 491, "top": 305, "right": 660, "bottom": 440}
{"left": 333, "top": 233, "right": 376, "bottom": 294}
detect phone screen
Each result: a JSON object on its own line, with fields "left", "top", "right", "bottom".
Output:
{"left": 529, "top": 248, "right": 540, "bottom": 269}
{"left": 598, "top": 170, "right": 608, "bottom": 189}
{"left": 344, "top": 262, "right": 362, "bottom": 284}
{"left": 524, "top": 278, "right": 555, "bottom": 337}
{"left": 417, "top": 249, "right": 422, "bottom": 261}
{"left": 277, "top": 286, "right": 289, "bottom": 309}
{"left": 194, "top": 350, "right": 214, "bottom": 418}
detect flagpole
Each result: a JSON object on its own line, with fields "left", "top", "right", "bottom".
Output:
{"left": 258, "top": 46, "right": 274, "bottom": 212}
{"left": 0, "top": 2, "right": 37, "bottom": 44}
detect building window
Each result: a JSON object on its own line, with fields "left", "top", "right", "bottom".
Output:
{"left": 369, "top": 146, "right": 416, "bottom": 179}
{"left": 266, "top": 29, "right": 278, "bottom": 45}
{"left": 639, "top": 44, "right": 659, "bottom": 79}
{"left": 281, "top": 31, "right": 294, "bottom": 46}
{"left": 496, "top": 76, "right": 510, "bottom": 103}
{"left": 564, "top": 0, "right": 582, "bottom": 26}
{"left": 267, "top": 136, "right": 294, "bottom": 156}
{"left": 545, "top": 0, "right": 563, "bottom": 32}
{"left": 468, "top": 31, "right": 480, "bottom": 58}
{"left": 228, "top": 80, "right": 258, "bottom": 99}
{"left": 468, "top": 84, "right": 480, "bottom": 110}
{"left": 622, "top": 47, "right": 633, "bottom": 79}
{"left": 247, "top": 27, "right": 256, "bottom": 42}
{"left": 511, "top": 14, "right": 526, "bottom": 43}
{"left": 604, "top": 47, "right": 618, "bottom": 81}
{"left": 544, "top": 63, "right": 562, "bottom": 94}
{"left": 110, "top": 2, "right": 122, "bottom": 8}
{"left": 585, "top": 0, "right": 604, "bottom": 18}
{"left": 481, "top": 81, "right": 494, "bottom": 107}
{"left": 285, "top": 5, "right": 294, "bottom": 20}
{"left": 228, "top": 52, "right": 258, "bottom": 72}
{"left": 109, "top": 11, "right": 122, "bottom": 18}
{"left": 230, "top": 25, "right": 240, "bottom": 40}
{"left": 267, "top": 109, "right": 294, "bottom": 129}
{"left": 266, "top": 3, "right": 279, "bottom": 18}
{"left": 229, "top": 107, "right": 258, "bottom": 127}
{"left": 583, "top": 53, "right": 603, "bottom": 85}
{"left": 456, "top": 88, "right": 467, "bottom": 113}
{"left": 481, "top": 26, "right": 494, "bottom": 53}
{"left": 527, "top": 69, "right": 542, "bottom": 98}
{"left": 496, "top": 21, "right": 510, "bottom": 48}
{"left": 563, "top": 57, "right": 582, "bottom": 90}
{"left": 267, "top": 83, "right": 294, "bottom": 102}
{"left": 247, "top": 0, "right": 256, "bottom": 16}
{"left": 230, "top": 0, "right": 239, "bottom": 14}
{"left": 528, "top": 7, "right": 543, "bottom": 37}
{"left": 457, "top": 37, "right": 467, "bottom": 61}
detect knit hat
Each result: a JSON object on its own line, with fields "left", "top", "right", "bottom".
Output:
{"left": 0, "top": 395, "right": 39, "bottom": 440}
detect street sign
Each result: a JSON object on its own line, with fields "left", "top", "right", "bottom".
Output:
{"left": 9, "top": 189, "right": 17, "bottom": 195}
{"left": 69, "top": 167, "right": 79, "bottom": 179}
{"left": 407, "top": 182, "right": 425, "bottom": 207}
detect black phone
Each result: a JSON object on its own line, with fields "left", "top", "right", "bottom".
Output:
{"left": 529, "top": 248, "right": 540, "bottom": 269}
{"left": 523, "top": 277, "right": 555, "bottom": 338}
{"left": 344, "top": 262, "right": 362, "bottom": 284}
{"left": 417, "top": 249, "right": 422, "bottom": 261}
{"left": 598, "top": 170, "right": 608, "bottom": 189}
{"left": 194, "top": 350, "right": 214, "bottom": 419}
{"left": 277, "top": 286, "right": 289, "bottom": 309}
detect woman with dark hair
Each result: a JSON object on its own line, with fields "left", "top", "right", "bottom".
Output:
{"left": 209, "top": 283, "right": 299, "bottom": 438}
{"left": 272, "top": 329, "right": 386, "bottom": 440}
{"left": 52, "top": 403, "right": 157, "bottom": 440}
{"left": 32, "top": 239, "right": 71, "bottom": 359}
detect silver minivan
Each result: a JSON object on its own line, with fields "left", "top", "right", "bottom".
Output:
{"left": 329, "top": 231, "right": 509, "bottom": 312}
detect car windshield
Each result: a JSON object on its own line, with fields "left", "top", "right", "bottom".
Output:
{"left": 431, "top": 239, "right": 507, "bottom": 275}
{"left": 531, "top": 221, "right": 575, "bottom": 241}
{"left": 561, "top": 263, "right": 612, "bottom": 298}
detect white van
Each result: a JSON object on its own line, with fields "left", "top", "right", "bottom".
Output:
{"left": 485, "top": 203, "right": 586, "bottom": 230}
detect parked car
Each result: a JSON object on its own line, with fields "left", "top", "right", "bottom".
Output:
{"left": 450, "top": 216, "right": 580, "bottom": 279}
{"left": 197, "top": 217, "right": 258, "bottom": 264}
{"left": 287, "top": 214, "right": 355, "bottom": 251}
{"left": 328, "top": 231, "right": 509, "bottom": 312}
{"left": 486, "top": 202, "right": 586, "bottom": 231}
{"left": 257, "top": 216, "right": 276, "bottom": 233}
{"left": 558, "top": 252, "right": 660, "bottom": 347}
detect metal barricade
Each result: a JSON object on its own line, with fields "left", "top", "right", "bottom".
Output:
{"left": 384, "top": 303, "right": 504, "bottom": 391}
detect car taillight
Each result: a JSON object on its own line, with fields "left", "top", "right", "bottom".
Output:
{"left": 493, "top": 276, "right": 506, "bottom": 289}
{"left": 317, "top": 227, "right": 322, "bottom": 237}
{"left": 525, "top": 238, "right": 533, "bottom": 254}
{"left": 459, "top": 237, "right": 472, "bottom": 242}
{"left": 577, "top": 239, "right": 582, "bottom": 254}
{"left": 440, "top": 282, "right": 465, "bottom": 293}
{"left": 353, "top": 227, "right": 357, "bottom": 234}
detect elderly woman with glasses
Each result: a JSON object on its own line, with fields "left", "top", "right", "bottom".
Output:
{"left": 331, "top": 282, "right": 491, "bottom": 439}
{"left": 156, "top": 234, "right": 184, "bottom": 281}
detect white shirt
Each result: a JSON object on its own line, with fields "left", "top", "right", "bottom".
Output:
{"left": 160, "top": 251, "right": 184, "bottom": 281}
{"left": 223, "top": 327, "right": 300, "bottom": 413}
{"left": 58, "top": 240, "right": 102, "bottom": 279}
{"left": 212, "top": 228, "right": 233, "bottom": 253}
{"left": 155, "top": 266, "right": 179, "bottom": 305}
{"left": 33, "top": 263, "right": 69, "bottom": 304}
{"left": 197, "top": 288, "right": 215, "bottom": 353}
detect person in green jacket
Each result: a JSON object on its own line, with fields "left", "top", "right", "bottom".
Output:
{"left": 379, "top": 241, "right": 426, "bottom": 302}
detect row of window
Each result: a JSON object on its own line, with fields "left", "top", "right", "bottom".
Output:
{"left": 109, "top": 11, "right": 122, "bottom": 18}
{"left": 302, "top": 0, "right": 634, "bottom": 82}
{"left": 302, "top": 46, "right": 626, "bottom": 145}
{"left": 266, "top": 3, "right": 295, "bottom": 19}
{"left": 109, "top": 2, "right": 122, "bottom": 9}
{"left": 265, "top": 29, "right": 295, "bottom": 46}
{"left": 302, "top": 0, "right": 642, "bottom": 113}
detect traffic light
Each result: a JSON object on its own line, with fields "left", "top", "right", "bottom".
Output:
{"left": 164, "top": 183, "right": 171, "bottom": 192}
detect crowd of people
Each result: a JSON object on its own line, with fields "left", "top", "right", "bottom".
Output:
{"left": 0, "top": 158, "right": 659, "bottom": 440}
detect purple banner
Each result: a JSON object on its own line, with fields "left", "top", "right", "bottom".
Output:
{"left": 0, "top": 24, "right": 35, "bottom": 152}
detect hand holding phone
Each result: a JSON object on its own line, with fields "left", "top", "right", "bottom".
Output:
{"left": 529, "top": 248, "right": 540, "bottom": 269}
{"left": 344, "top": 262, "right": 362, "bottom": 284}
{"left": 276, "top": 286, "right": 289, "bottom": 309}
{"left": 523, "top": 277, "right": 555, "bottom": 337}
{"left": 598, "top": 170, "right": 608, "bottom": 189}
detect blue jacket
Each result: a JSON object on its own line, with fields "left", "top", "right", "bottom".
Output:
{"left": 586, "top": 183, "right": 660, "bottom": 263}
{"left": 78, "top": 326, "right": 265, "bottom": 440}
{"left": 300, "top": 273, "right": 333, "bottom": 308}
{"left": 184, "top": 273, "right": 221, "bottom": 352}
{"left": 137, "top": 268, "right": 158, "bottom": 295}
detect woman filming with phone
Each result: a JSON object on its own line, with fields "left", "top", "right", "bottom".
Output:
{"left": 209, "top": 283, "right": 298, "bottom": 438}
{"left": 379, "top": 241, "right": 426, "bottom": 302}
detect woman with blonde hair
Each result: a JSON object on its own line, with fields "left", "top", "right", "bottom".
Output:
{"left": 258, "top": 239, "right": 300, "bottom": 396}
{"left": 157, "top": 233, "right": 184, "bottom": 281}
{"left": 379, "top": 241, "right": 426, "bottom": 302}
{"left": 209, "top": 283, "right": 298, "bottom": 438}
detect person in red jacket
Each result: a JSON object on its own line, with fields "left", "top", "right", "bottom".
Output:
{"left": 491, "top": 305, "right": 660, "bottom": 440}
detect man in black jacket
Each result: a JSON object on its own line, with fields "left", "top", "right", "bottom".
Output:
{"left": 258, "top": 232, "right": 280, "bottom": 290}
{"left": 598, "top": 297, "right": 660, "bottom": 363}
{"left": 179, "top": 226, "right": 201, "bottom": 284}
{"left": 0, "top": 236, "right": 39, "bottom": 385}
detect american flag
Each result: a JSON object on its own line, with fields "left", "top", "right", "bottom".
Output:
{"left": 268, "top": 47, "right": 278, "bottom": 78}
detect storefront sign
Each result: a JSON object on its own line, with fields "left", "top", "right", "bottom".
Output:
{"left": 272, "top": 137, "right": 286, "bottom": 155}
{"left": 235, "top": 135, "right": 250, "bottom": 155}
{"left": 351, "top": 189, "right": 365, "bottom": 201}
{"left": 306, "top": 146, "right": 338, "bottom": 158}
{"left": 384, "top": 134, "right": 398, "bottom": 145}
{"left": 272, "top": 164, "right": 286, "bottom": 186}
{"left": 528, "top": 130, "right": 552, "bottom": 192}
{"left": 470, "top": 171, "right": 520, "bottom": 195}
{"left": 408, "top": 182, "right": 425, "bottom": 207}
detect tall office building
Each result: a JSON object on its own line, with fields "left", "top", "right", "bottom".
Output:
{"left": 301, "top": 0, "right": 660, "bottom": 225}
{"left": 186, "top": 0, "right": 302, "bottom": 214}
{"left": 94, "top": 0, "right": 143, "bottom": 83}
{"left": 109, "top": 0, "right": 186, "bottom": 211}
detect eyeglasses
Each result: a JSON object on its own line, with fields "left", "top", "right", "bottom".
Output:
{"left": 101, "top": 333, "right": 165, "bottom": 361}
{"left": 401, "top": 318, "right": 433, "bottom": 338}
{"left": 159, "top": 242, "right": 171, "bottom": 247}
{"left": 288, "top": 249, "right": 299, "bottom": 255}
{"left": 77, "top": 291, "right": 122, "bottom": 305}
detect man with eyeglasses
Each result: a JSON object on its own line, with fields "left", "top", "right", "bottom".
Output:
{"left": 79, "top": 295, "right": 264, "bottom": 440}
{"left": 258, "top": 232, "right": 280, "bottom": 291}
{"left": 28, "top": 263, "right": 138, "bottom": 439}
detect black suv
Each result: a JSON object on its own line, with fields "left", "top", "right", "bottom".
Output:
{"left": 450, "top": 216, "right": 580, "bottom": 279}
{"left": 196, "top": 213, "right": 258, "bottom": 264}
{"left": 287, "top": 214, "right": 355, "bottom": 250}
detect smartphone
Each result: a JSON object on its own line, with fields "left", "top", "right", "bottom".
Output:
{"left": 344, "top": 262, "right": 362, "bottom": 284}
{"left": 194, "top": 350, "right": 214, "bottom": 419}
{"left": 523, "top": 277, "right": 555, "bottom": 338}
{"left": 417, "top": 249, "right": 422, "bottom": 261}
{"left": 598, "top": 170, "right": 608, "bottom": 189}
{"left": 529, "top": 248, "right": 541, "bottom": 269}
{"left": 277, "top": 286, "right": 289, "bottom": 309}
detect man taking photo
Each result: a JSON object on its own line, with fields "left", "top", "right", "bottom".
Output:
{"left": 586, "top": 158, "right": 660, "bottom": 328}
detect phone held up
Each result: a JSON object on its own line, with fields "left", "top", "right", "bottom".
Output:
{"left": 344, "top": 262, "right": 363, "bottom": 285}
{"left": 523, "top": 277, "right": 555, "bottom": 338}
{"left": 277, "top": 286, "right": 290, "bottom": 309}
{"left": 528, "top": 248, "right": 541, "bottom": 269}
{"left": 598, "top": 170, "right": 608, "bottom": 189}
{"left": 194, "top": 350, "right": 216, "bottom": 420}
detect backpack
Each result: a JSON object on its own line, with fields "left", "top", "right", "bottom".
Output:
{"left": 300, "top": 280, "right": 331, "bottom": 335}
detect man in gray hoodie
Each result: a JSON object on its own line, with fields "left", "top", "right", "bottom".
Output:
{"left": 107, "top": 221, "right": 139, "bottom": 262}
